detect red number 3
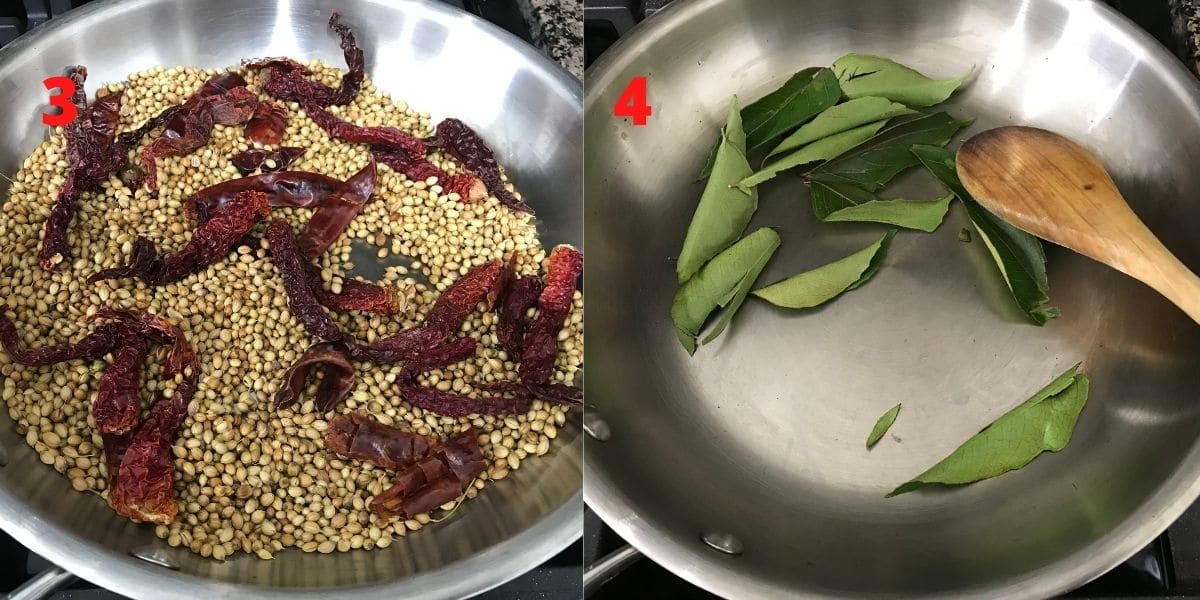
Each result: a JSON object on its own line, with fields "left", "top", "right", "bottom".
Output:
{"left": 613, "top": 76, "right": 652, "bottom": 126}
{"left": 42, "top": 76, "right": 78, "bottom": 127}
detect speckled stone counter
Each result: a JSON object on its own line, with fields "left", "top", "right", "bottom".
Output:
{"left": 518, "top": 0, "right": 583, "bottom": 78}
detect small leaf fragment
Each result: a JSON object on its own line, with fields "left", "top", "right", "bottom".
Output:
{"left": 810, "top": 180, "right": 951, "bottom": 232}
{"left": 958, "top": 228, "right": 972, "bottom": 243}
{"left": 767, "top": 96, "right": 916, "bottom": 160}
{"left": 752, "top": 230, "right": 896, "bottom": 309}
{"left": 737, "top": 120, "right": 888, "bottom": 192}
{"left": 672, "top": 228, "right": 781, "bottom": 354}
{"left": 833, "top": 54, "right": 972, "bottom": 107}
{"left": 888, "top": 364, "right": 1088, "bottom": 497}
{"left": 677, "top": 96, "right": 757, "bottom": 284}
{"left": 698, "top": 68, "right": 841, "bottom": 179}
{"left": 807, "top": 112, "right": 972, "bottom": 192}
{"left": 911, "top": 144, "right": 1058, "bottom": 324}
{"left": 867, "top": 403, "right": 902, "bottom": 448}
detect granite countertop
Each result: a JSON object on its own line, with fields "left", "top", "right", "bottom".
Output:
{"left": 517, "top": 0, "right": 583, "bottom": 78}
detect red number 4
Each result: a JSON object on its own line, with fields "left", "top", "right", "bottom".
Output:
{"left": 613, "top": 76, "right": 652, "bottom": 126}
{"left": 42, "top": 76, "right": 78, "bottom": 127}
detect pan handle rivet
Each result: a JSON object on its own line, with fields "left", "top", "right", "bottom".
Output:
{"left": 583, "top": 410, "right": 611, "bottom": 441}
{"left": 701, "top": 531, "right": 743, "bottom": 556}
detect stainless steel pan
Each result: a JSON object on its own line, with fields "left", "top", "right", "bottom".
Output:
{"left": 0, "top": 1, "right": 582, "bottom": 598}
{"left": 584, "top": 0, "right": 1200, "bottom": 597}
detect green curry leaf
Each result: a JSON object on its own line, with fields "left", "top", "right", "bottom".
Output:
{"left": 698, "top": 68, "right": 841, "bottom": 179}
{"left": 888, "top": 364, "right": 1088, "bottom": 497}
{"left": 834, "top": 54, "right": 972, "bottom": 107}
{"left": 737, "top": 120, "right": 888, "bottom": 192}
{"left": 752, "top": 230, "right": 896, "bottom": 309}
{"left": 677, "top": 97, "right": 758, "bottom": 284}
{"left": 810, "top": 180, "right": 951, "bottom": 232}
{"left": 911, "top": 144, "right": 1059, "bottom": 324}
{"left": 672, "top": 228, "right": 781, "bottom": 354}
{"left": 867, "top": 403, "right": 902, "bottom": 448}
{"left": 767, "top": 96, "right": 915, "bottom": 160}
{"left": 807, "top": 112, "right": 972, "bottom": 192}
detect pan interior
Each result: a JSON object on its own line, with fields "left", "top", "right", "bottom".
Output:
{"left": 0, "top": 0, "right": 581, "bottom": 598}
{"left": 585, "top": 0, "right": 1200, "bottom": 596}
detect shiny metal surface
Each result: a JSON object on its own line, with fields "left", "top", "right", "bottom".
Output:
{"left": 584, "top": 0, "right": 1200, "bottom": 597}
{"left": 0, "top": 1, "right": 582, "bottom": 599}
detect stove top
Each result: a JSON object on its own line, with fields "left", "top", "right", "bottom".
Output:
{"left": 581, "top": 0, "right": 1200, "bottom": 597}
{"left": 0, "top": 2, "right": 578, "bottom": 599}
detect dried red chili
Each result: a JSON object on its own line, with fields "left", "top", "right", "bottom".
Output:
{"left": 92, "top": 333, "right": 150, "bottom": 435}
{"left": 242, "top": 57, "right": 311, "bottom": 74}
{"left": 163, "top": 71, "right": 248, "bottom": 137}
{"left": 396, "top": 378, "right": 533, "bottom": 416}
{"left": 273, "top": 341, "right": 356, "bottom": 412}
{"left": 252, "top": 13, "right": 364, "bottom": 108}
{"left": 306, "top": 264, "right": 402, "bottom": 314}
{"left": 266, "top": 219, "right": 346, "bottom": 343}
{"left": 0, "top": 316, "right": 123, "bottom": 366}
{"left": 355, "top": 260, "right": 502, "bottom": 362}
{"left": 427, "top": 118, "right": 532, "bottom": 213}
{"left": 324, "top": 413, "right": 434, "bottom": 470}
{"left": 139, "top": 86, "right": 259, "bottom": 190}
{"left": 108, "top": 313, "right": 198, "bottom": 525}
{"left": 478, "top": 381, "right": 582, "bottom": 406}
{"left": 304, "top": 102, "right": 425, "bottom": 159}
{"left": 372, "top": 149, "right": 487, "bottom": 202}
{"left": 186, "top": 170, "right": 353, "bottom": 223}
{"left": 369, "top": 429, "right": 486, "bottom": 519}
{"left": 401, "top": 337, "right": 477, "bottom": 376}
{"left": 297, "top": 159, "right": 376, "bottom": 259}
{"left": 89, "top": 190, "right": 270, "bottom": 285}
{"left": 243, "top": 101, "right": 290, "bottom": 145}
{"left": 520, "top": 245, "right": 582, "bottom": 384}
{"left": 230, "top": 147, "right": 306, "bottom": 175}
{"left": 497, "top": 276, "right": 542, "bottom": 354}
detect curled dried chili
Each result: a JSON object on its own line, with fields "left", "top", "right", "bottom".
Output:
{"left": 497, "top": 275, "right": 542, "bottom": 354}
{"left": 304, "top": 102, "right": 425, "bottom": 160}
{"left": 520, "top": 245, "right": 582, "bottom": 384}
{"left": 243, "top": 101, "right": 289, "bottom": 145}
{"left": 230, "top": 147, "right": 305, "bottom": 175}
{"left": 427, "top": 118, "right": 532, "bottom": 213}
{"left": 266, "top": 219, "right": 346, "bottom": 342}
{"left": 92, "top": 334, "right": 149, "bottom": 435}
{"left": 355, "top": 260, "right": 502, "bottom": 362}
{"left": 139, "top": 85, "right": 259, "bottom": 190}
{"left": 297, "top": 158, "right": 376, "bottom": 258}
{"left": 369, "top": 429, "right": 486, "bottom": 519}
{"left": 163, "top": 71, "right": 248, "bottom": 137}
{"left": 306, "top": 264, "right": 402, "bottom": 314}
{"left": 187, "top": 170, "right": 351, "bottom": 223}
{"left": 0, "top": 315, "right": 122, "bottom": 366}
{"left": 324, "top": 413, "right": 433, "bottom": 470}
{"left": 372, "top": 148, "right": 486, "bottom": 202}
{"left": 89, "top": 190, "right": 270, "bottom": 285}
{"left": 401, "top": 337, "right": 477, "bottom": 376}
{"left": 395, "top": 378, "right": 533, "bottom": 417}
{"left": 252, "top": 13, "right": 364, "bottom": 108}
{"left": 273, "top": 341, "right": 355, "bottom": 412}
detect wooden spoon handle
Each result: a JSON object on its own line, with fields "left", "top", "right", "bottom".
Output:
{"left": 1134, "top": 238, "right": 1200, "bottom": 326}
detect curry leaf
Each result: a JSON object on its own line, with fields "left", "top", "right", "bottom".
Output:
{"left": 807, "top": 112, "right": 972, "bottom": 192}
{"left": 677, "top": 97, "right": 758, "bottom": 284}
{"left": 698, "top": 68, "right": 841, "bottom": 179}
{"left": 911, "top": 144, "right": 1059, "bottom": 324}
{"left": 834, "top": 54, "right": 972, "bottom": 107}
{"left": 810, "top": 180, "right": 951, "bottom": 232}
{"left": 737, "top": 120, "right": 888, "bottom": 192}
{"left": 867, "top": 403, "right": 902, "bottom": 448}
{"left": 767, "top": 96, "right": 915, "bottom": 160}
{"left": 673, "top": 228, "right": 781, "bottom": 354}
{"left": 888, "top": 364, "right": 1088, "bottom": 497}
{"left": 752, "top": 230, "right": 895, "bottom": 309}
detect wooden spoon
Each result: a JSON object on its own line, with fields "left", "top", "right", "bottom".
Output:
{"left": 956, "top": 125, "right": 1200, "bottom": 324}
